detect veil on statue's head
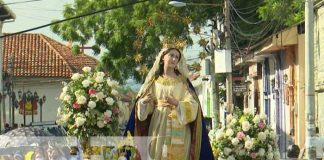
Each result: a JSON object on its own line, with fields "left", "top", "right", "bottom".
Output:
{"left": 137, "top": 37, "right": 189, "bottom": 97}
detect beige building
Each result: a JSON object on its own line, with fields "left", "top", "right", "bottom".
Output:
{"left": 1, "top": 33, "right": 97, "bottom": 129}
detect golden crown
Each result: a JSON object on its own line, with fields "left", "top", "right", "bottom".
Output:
{"left": 162, "top": 37, "right": 187, "bottom": 50}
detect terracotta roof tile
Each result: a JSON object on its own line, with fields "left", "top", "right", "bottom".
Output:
{"left": 2, "top": 33, "right": 98, "bottom": 78}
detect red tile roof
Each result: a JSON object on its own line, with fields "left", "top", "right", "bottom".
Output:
{"left": 2, "top": 33, "right": 98, "bottom": 78}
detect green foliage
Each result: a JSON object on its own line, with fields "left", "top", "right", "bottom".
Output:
{"left": 257, "top": 0, "right": 304, "bottom": 26}
{"left": 51, "top": 0, "right": 221, "bottom": 83}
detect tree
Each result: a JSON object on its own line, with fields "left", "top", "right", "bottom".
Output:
{"left": 51, "top": 0, "right": 221, "bottom": 83}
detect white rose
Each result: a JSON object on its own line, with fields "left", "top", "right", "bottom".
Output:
{"left": 75, "top": 117, "right": 86, "bottom": 127}
{"left": 97, "top": 120, "right": 105, "bottom": 128}
{"left": 223, "top": 147, "right": 232, "bottom": 156}
{"left": 106, "top": 79, "right": 118, "bottom": 87}
{"left": 244, "top": 140, "right": 253, "bottom": 150}
{"left": 97, "top": 72, "right": 105, "bottom": 77}
{"left": 258, "top": 148, "right": 265, "bottom": 157}
{"left": 230, "top": 118, "right": 237, "bottom": 125}
{"left": 242, "top": 121, "right": 251, "bottom": 131}
{"left": 62, "top": 86, "right": 68, "bottom": 92}
{"left": 226, "top": 114, "right": 233, "bottom": 123}
{"left": 64, "top": 95, "right": 71, "bottom": 102}
{"left": 81, "top": 79, "right": 90, "bottom": 88}
{"left": 270, "top": 131, "right": 276, "bottom": 139}
{"left": 226, "top": 129, "right": 234, "bottom": 137}
{"left": 117, "top": 156, "right": 127, "bottom": 160}
{"left": 227, "top": 155, "right": 235, "bottom": 160}
{"left": 88, "top": 101, "right": 96, "bottom": 109}
{"left": 231, "top": 138, "right": 239, "bottom": 146}
{"left": 264, "top": 129, "right": 270, "bottom": 135}
{"left": 105, "top": 97, "right": 115, "bottom": 106}
{"left": 95, "top": 76, "right": 104, "bottom": 83}
{"left": 59, "top": 92, "right": 66, "bottom": 100}
{"left": 104, "top": 110, "right": 112, "bottom": 118}
{"left": 266, "top": 152, "right": 273, "bottom": 160}
{"left": 71, "top": 73, "right": 81, "bottom": 80}
{"left": 260, "top": 113, "right": 267, "bottom": 120}
{"left": 238, "top": 149, "right": 246, "bottom": 156}
{"left": 82, "top": 66, "right": 91, "bottom": 72}
{"left": 273, "top": 150, "right": 280, "bottom": 160}
{"left": 111, "top": 89, "right": 119, "bottom": 96}
{"left": 253, "top": 115, "right": 260, "bottom": 123}
{"left": 268, "top": 145, "right": 273, "bottom": 152}
{"left": 96, "top": 92, "right": 105, "bottom": 100}
{"left": 77, "top": 95, "right": 87, "bottom": 104}
{"left": 258, "top": 132, "right": 267, "bottom": 141}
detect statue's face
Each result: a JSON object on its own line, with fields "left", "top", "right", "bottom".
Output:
{"left": 162, "top": 49, "right": 180, "bottom": 69}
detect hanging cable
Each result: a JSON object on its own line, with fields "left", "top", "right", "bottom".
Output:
{"left": 0, "top": 0, "right": 150, "bottom": 38}
{"left": 1, "top": 0, "right": 42, "bottom": 6}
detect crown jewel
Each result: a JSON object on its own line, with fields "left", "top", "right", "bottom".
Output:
{"left": 162, "top": 37, "right": 187, "bottom": 50}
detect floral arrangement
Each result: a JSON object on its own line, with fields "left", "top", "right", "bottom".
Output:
{"left": 57, "top": 66, "right": 120, "bottom": 138}
{"left": 209, "top": 108, "right": 280, "bottom": 160}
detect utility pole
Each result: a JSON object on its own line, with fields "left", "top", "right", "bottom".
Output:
{"left": 211, "top": 23, "right": 219, "bottom": 129}
{"left": 225, "top": 0, "right": 233, "bottom": 113}
{"left": 0, "top": 22, "right": 4, "bottom": 131}
{"left": 305, "top": 0, "right": 316, "bottom": 159}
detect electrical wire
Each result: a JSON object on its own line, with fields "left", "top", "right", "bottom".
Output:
{"left": 1, "top": 0, "right": 42, "bottom": 6}
{"left": 229, "top": 0, "right": 263, "bottom": 25}
{"left": 0, "top": 0, "right": 150, "bottom": 39}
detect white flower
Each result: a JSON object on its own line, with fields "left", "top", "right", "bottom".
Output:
{"left": 107, "top": 79, "right": 119, "bottom": 88}
{"left": 242, "top": 121, "right": 251, "bottom": 131}
{"left": 253, "top": 115, "right": 260, "bottom": 123}
{"left": 258, "top": 148, "right": 265, "bottom": 157}
{"left": 238, "top": 149, "right": 246, "bottom": 156}
{"left": 75, "top": 117, "right": 86, "bottom": 127}
{"left": 117, "top": 156, "right": 127, "bottom": 160}
{"left": 270, "top": 131, "right": 277, "bottom": 139}
{"left": 111, "top": 89, "right": 119, "bottom": 96}
{"left": 264, "top": 129, "right": 270, "bottom": 135}
{"left": 64, "top": 95, "right": 71, "bottom": 102}
{"left": 96, "top": 92, "right": 105, "bottom": 100}
{"left": 223, "top": 147, "right": 232, "bottom": 156}
{"left": 105, "top": 97, "right": 115, "bottom": 106}
{"left": 77, "top": 95, "right": 87, "bottom": 104}
{"left": 62, "top": 86, "right": 68, "bottom": 92}
{"left": 260, "top": 113, "right": 267, "bottom": 120}
{"left": 82, "top": 79, "right": 91, "bottom": 88}
{"left": 95, "top": 76, "right": 104, "bottom": 83}
{"left": 268, "top": 145, "right": 273, "bottom": 152}
{"left": 258, "top": 132, "right": 267, "bottom": 141}
{"left": 227, "top": 155, "right": 235, "bottom": 160}
{"left": 244, "top": 140, "right": 253, "bottom": 150}
{"left": 226, "top": 129, "right": 234, "bottom": 137}
{"left": 88, "top": 101, "right": 96, "bottom": 109}
{"left": 231, "top": 138, "right": 239, "bottom": 146}
{"left": 97, "top": 72, "right": 105, "bottom": 77}
{"left": 230, "top": 118, "right": 237, "bottom": 125}
{"left": 226, "top": 114, "right": 233, "bottom": 123}
{"left": 216, "top": 132, "right": 224, "bottom": 140}
{"left": 97, "top": 120, "right": 105, "bottom": 128}
{"left": 59, "top": 92, "right": 66, "bottom": 100}
{"left": 71, "top": 73, "right": 81, "bottom": 80}
{"left": 104, "top": 110, "right": 112, "bottom": 118}
{"left": 266, "top": 152, "right": 273, "bottom": 160}
{"left": 82, "top": 66, "right": 91, "bottom": 72}
{"left": 273, "top": 150, "right": 280, "bottom": 160}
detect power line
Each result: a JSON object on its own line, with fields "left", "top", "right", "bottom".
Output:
{"left": 0, "top": 0, "right": 150, "bottom": 39}
{"left": 1, "top": 0, "right": 42, "bottom": 6}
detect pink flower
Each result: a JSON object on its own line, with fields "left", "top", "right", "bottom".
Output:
{"left": 258, "top": 121, "right": 266, "bottom": 129}
{"left": 250, "top": 152, "right": 257, "bottom": 159}
{"left": 104, "top": 116, "right": 112, "bottom": 124}
{"left": 236, "top": 131, "right": 246, "bottom": 140}
{"left": 113, "top": 106, "right": 119, "bottom": 114}
{"left": 88, "top": 89, "right": 96, "bottom": 95}
{"left": 73, "top": 102, "right": 81, "bottom": 109}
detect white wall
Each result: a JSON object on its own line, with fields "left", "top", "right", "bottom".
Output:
{"left": 1, "top": 77, "right": 65, "bottom": 129}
